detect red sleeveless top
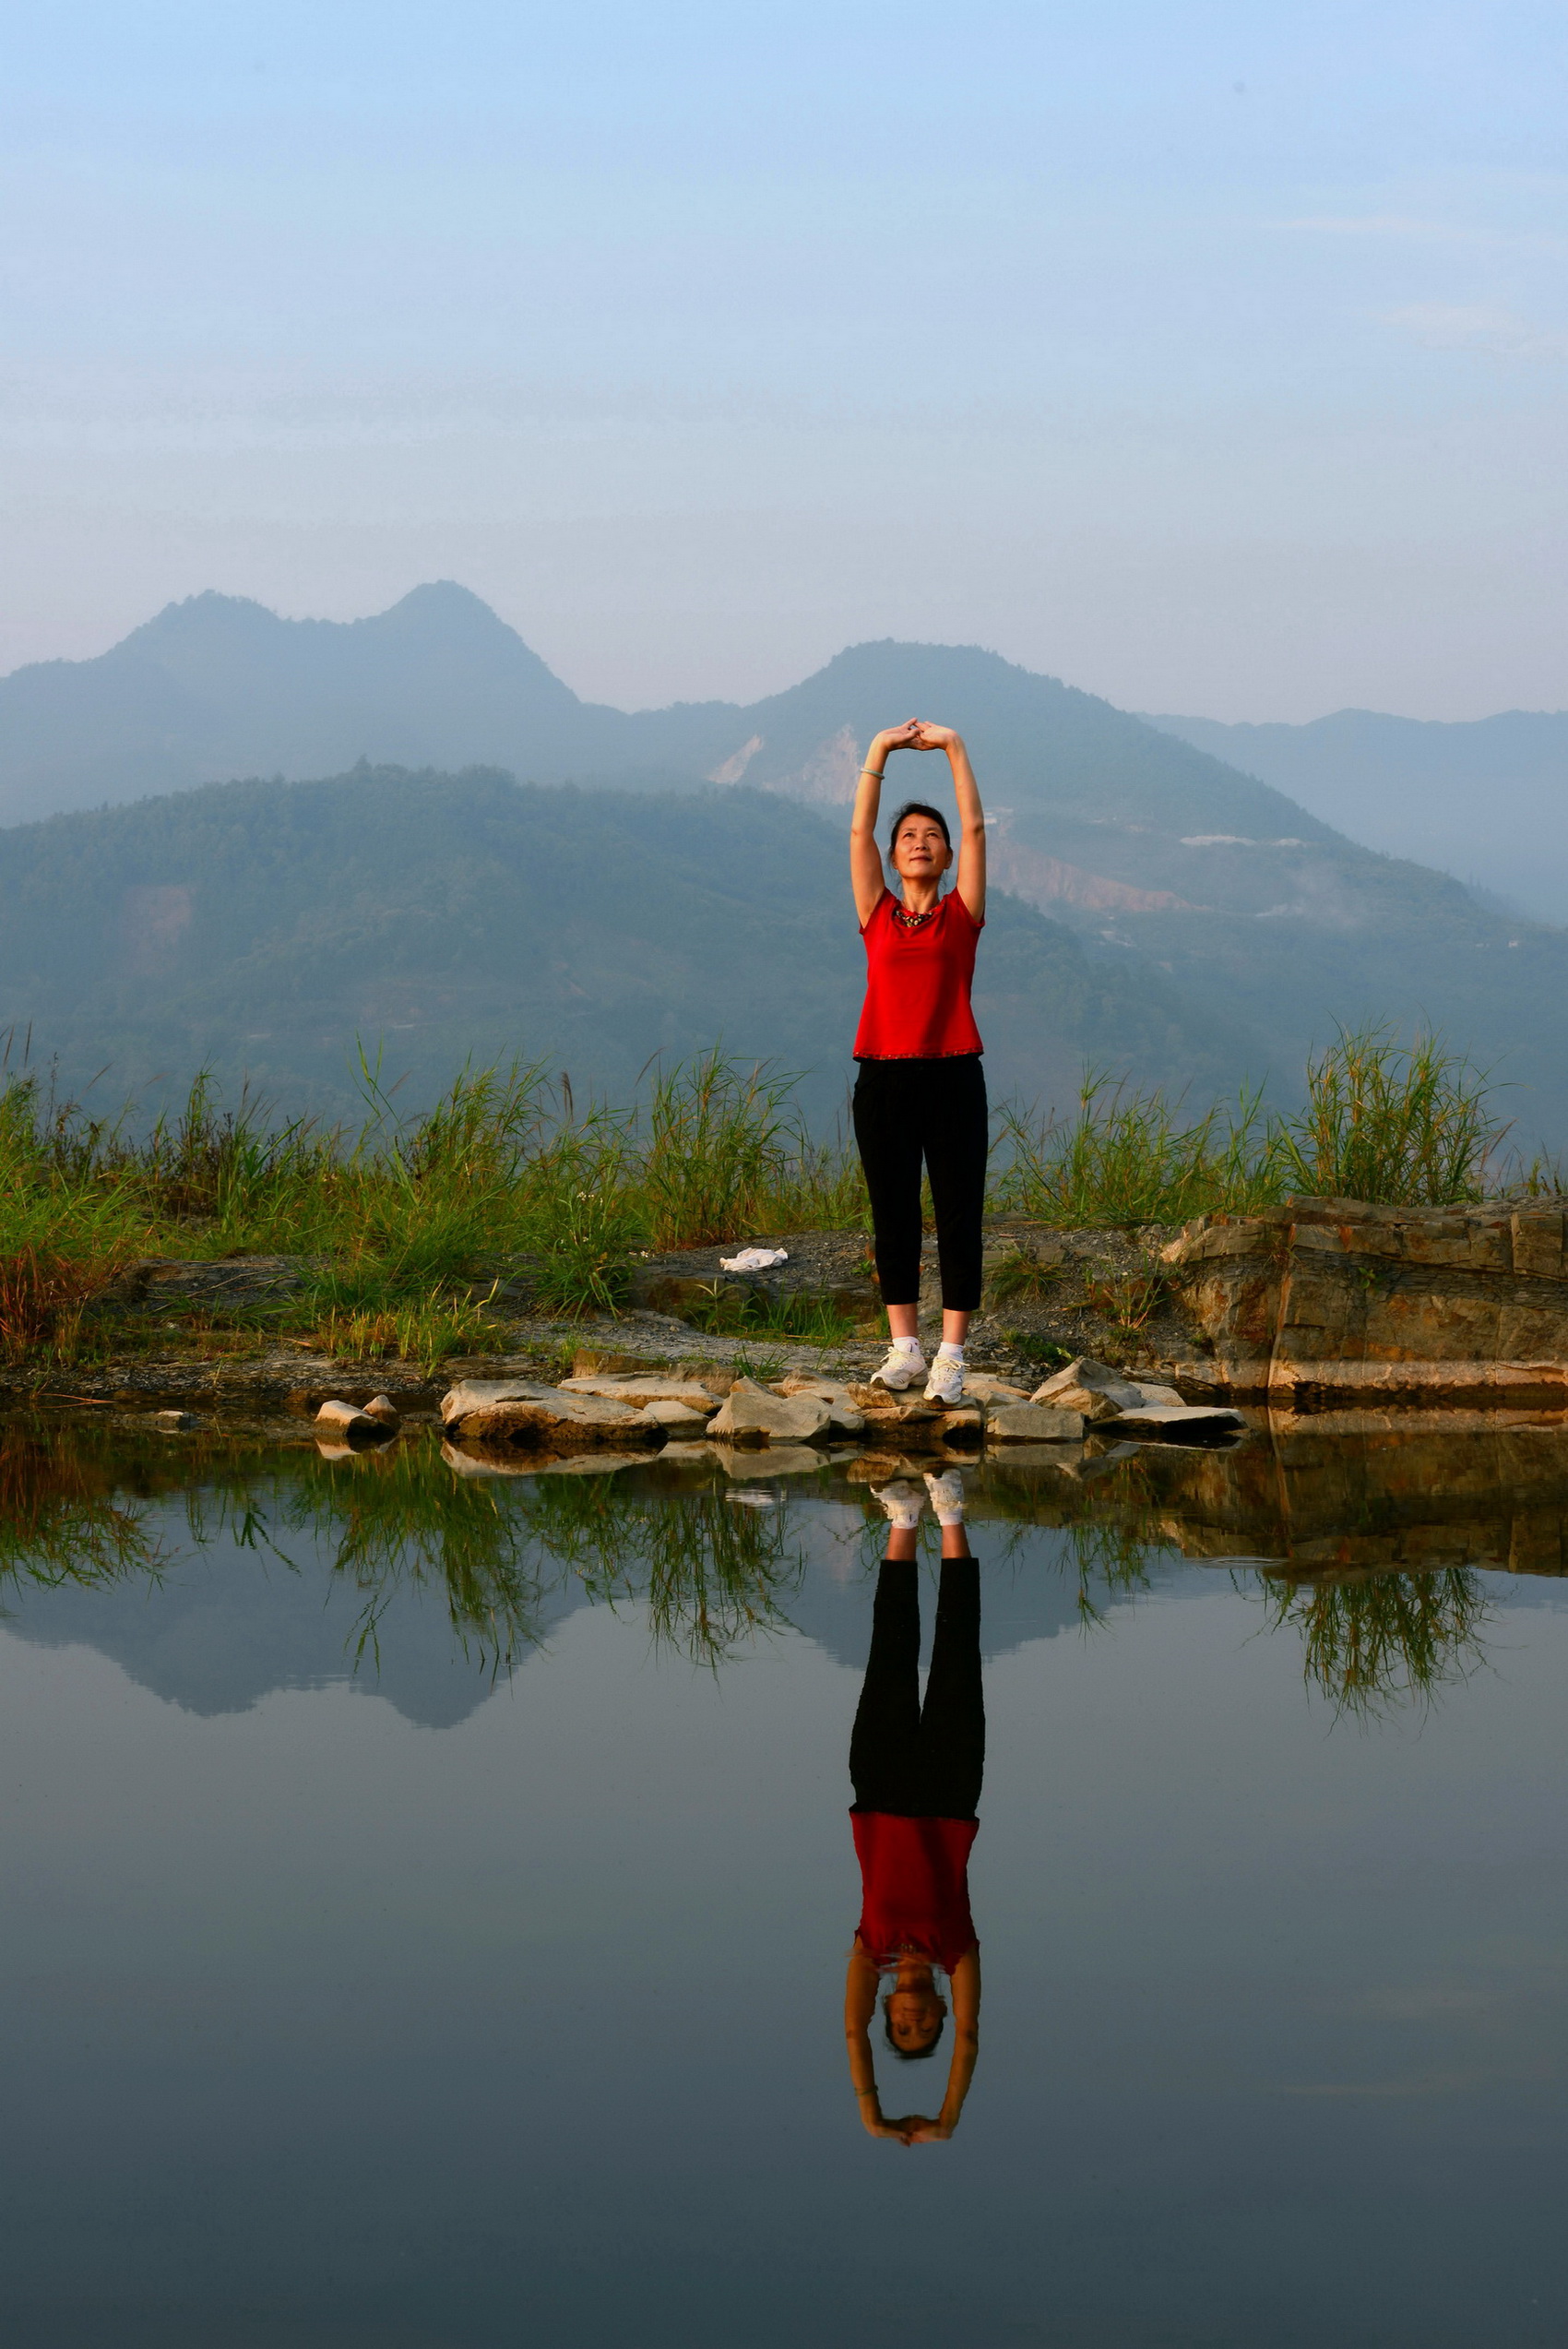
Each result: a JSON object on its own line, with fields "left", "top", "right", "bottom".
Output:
{"left": 851, "top": 1811, "right": 979, "bottom": 1974}
{"left": 852, "top": 888, "right": 984, "bottom": 1062}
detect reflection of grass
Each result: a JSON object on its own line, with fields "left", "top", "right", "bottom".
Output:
{"left": 1258, "top": 1566, "right": 1491, "bottom": 1716}
{"left": 0, "top": 1417, "right": 163, "bottom": 1591}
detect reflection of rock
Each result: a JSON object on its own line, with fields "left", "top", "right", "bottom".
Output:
{"left": 1165, "top": 1199, "right": 1568, "bottom": 1404}
{"left": 1021, "top": 1419, "right": 1568, "bottom": 1578}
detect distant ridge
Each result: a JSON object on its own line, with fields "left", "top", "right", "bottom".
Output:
{"left": 1146, "top": 706, "right": 1568, "bottom": 922}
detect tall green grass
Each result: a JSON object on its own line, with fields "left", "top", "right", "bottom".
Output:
{"left": 995, "top": 1025, "right": 1506, "bottom": 1226}
{"left": 0, "top": 1021, "right": 1523, "bottom": 1360}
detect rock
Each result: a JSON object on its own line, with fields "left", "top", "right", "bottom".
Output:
{"left": 706, "top": 1378, "right": 832, "bottom": 1446}
{"left": 1113, "top": 1402, "right": 1246, "bottom": 1435}
{"left": 774, "top": 1375, "right": 867, "bottom": 1433}
{"left": 1129, "top": 1381, "right": 1186, "bottom": 1407}
{"left": 957, "top": 1374, "right": 1030, "bottom": 1403}
{"left": 440, "top": 1379, "right": 665, "bottom": 1451}
{"left": 152, "top": 1408, "right": 201, "bottom": 1432}
{"left": 847, "top": 1383, "right": 944, "bottom": 1425}
{"left": 1028, "top": 1357, "right": 1146, "bottom": 1420}
{"left": 640, "top": 1398, "right": 713, "bottom": 1433}
{"left": 315, "top": 1399, "right": 381, "bottom": 1436}
{"left": 940, "top": 1403, "right": 985, "bottom": 1445}
{"left": 362, "top": 1393, "right": 401, "bottom": 1428}
{"left": 985, "top": 1401, "right": 1087, "bottom": 1442}
{"left": 561, "top": 1376, "right": 720, "bottom": 1408}
{"left": 1162, "top": 1200, "right": 1568, "bottom": 1403}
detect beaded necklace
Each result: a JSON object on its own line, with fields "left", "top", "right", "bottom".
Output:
{"left": 891, "top": 897, "right": 941, "bottom": 935}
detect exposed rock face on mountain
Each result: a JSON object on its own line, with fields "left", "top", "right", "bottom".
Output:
{"left": 1165, "top": 1199, "right": 1568, "bottom": 1406}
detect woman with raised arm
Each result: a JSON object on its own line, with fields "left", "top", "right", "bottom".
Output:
{"left": 849, "top": 721, "right": 989, "bottom": 1405}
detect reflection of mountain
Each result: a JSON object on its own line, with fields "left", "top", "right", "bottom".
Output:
{"left": 0, "top": 1496, "right": 1154, "bottom": 1727}
{"left": 0, "top": 1505, "right": 587, "bottom": 1730}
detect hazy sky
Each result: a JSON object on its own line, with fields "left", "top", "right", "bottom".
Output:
{"left": 4, "top": 1, "right": 1564, "bottom": 718}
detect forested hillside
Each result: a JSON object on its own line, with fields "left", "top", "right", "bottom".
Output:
{"left": 0, "top": 769, "right": 1265, "bottom": 1127}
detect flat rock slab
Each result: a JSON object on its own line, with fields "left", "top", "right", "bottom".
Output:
{"left": 707, "top": 1379, "right": 831, "bottom": 1445}
{"left": 560, "top": 1377, "right": 723, "bottom": 1407}
{"left": 1114, "top": 1403, "right": 1245, "bottom": 1434}
{"left": 985, "top": 1402, "right": 1087, "bottom": 1443}
{"left": 440, "top": 1379, "right": 665, "bottom": 1450}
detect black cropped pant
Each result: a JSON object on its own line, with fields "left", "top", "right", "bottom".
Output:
{"left": 851, "top": 1055, "right": 989, "bottom": 1312}
{"left": 849, "top": 1558, "right": 985, "bottom": 1820}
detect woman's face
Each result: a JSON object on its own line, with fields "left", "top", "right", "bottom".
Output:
{"left": 886, "top": 1986, "right": 946, "bottom": 2053}
{"left": 891, "top": 816, "right": 953, "bottom": 887}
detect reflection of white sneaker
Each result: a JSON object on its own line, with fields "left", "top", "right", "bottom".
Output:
{"left": 873, "top": 1480, "right": 924, "bottom": 1532}
{"left": 870, "top": 1342, "right": 926, "bottom": 1392}
{"left": 923, "top": 1471, "right": 966, "bottom": 1523}
{"left": 923, "top": 1353, "right": 967, "bottom": 1406}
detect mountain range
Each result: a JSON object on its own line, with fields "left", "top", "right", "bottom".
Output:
{"left": 3, "top": 583, "right": 1566, "bottom": 1145}
{"left": 1146, "top": 707, "right": 1568, "bottom": 924}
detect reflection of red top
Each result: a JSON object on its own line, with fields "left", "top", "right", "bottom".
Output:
{"left": 852, "top": 888, "right": 985, "bottom": 1062}
{"left": 851, "top": 1811, "right": 979, "bottom": 1974}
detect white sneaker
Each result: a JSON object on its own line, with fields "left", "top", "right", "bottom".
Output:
{"left": 923, "top": 1353, "right": 967, "bottom": 1406}
{"left": 873, "top": 1480, "right": 924, "bottom": 1532}
{"left": 870, "top": 1342, "right": 926, "bottom": 1392}
{"left": 923, "top": 1470, "right": 966, "bottom": 1521}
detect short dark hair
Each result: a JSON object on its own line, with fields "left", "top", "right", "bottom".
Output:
{"left": 883, "top": 2001, "right": 944, "bottom": 2060}
{"left": 887, "top": 801, "right": 952, "bottom": 854}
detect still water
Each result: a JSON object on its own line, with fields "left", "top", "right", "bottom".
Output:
{"left": 5, "top": 1417, "right": 1568, "bottom": 2347}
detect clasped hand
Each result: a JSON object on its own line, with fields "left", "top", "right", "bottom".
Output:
{"left": 876, "top": 720, "right": 958, "bottom": 756}
{"left": 872, "top": 2112, "right": 954, "bottom": 2146}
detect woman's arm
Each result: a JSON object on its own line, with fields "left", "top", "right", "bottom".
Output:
{"left": 911, "top": 725, "right": 986, "bottom": 923}
{"left": 844, "top": 1945, "right": 906, "bottom": 2139}
{"left": 906, "top": 1946, "right": 980, "bottom": 2143}
{"left": 850, "top": 722, "right": 920, "bottom": 926}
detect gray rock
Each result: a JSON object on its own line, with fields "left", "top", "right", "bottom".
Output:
{"left": 316, "top": 1398, "right": 380, "bottom": 1436}
{"left": 362, "top": 1393, "right": 401, "bottom": 1428}
{"left": 152, "top": 1408, "right": 201, "bottom": 1432}
{"left": 985, "top": 1401, "right": 1087, "bottom": 1442}
{"left": 640, "top": 1398, "right": 713, "bottom": 1432}
{"left": 439, "top": 1379, "right": 665, "bottom": 1450}
{"left": 1029, "top": 1357, "right": 1146, "bottom": 1420}
{"left": 560, "top": 1376, "right": 720, "bottom": 1407}
{"left": 774, "top": 1375, "right": 867, "bottom": 1433}
{"left": 707, "top": 1378, "right": 832, "bottom": 1446}
{"left": 958, "top": 1374, "right": 1030, "bottom": 1403}
{"left": 1114, "top": 1402, "right": 1245, "bottom": 1433}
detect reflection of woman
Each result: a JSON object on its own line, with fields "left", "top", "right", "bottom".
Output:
{"left": 845, "top": 1473, "right": 982, "bottom": 2145}
{"left": 849, "top": 721, "right": 988, "bottom": 1409}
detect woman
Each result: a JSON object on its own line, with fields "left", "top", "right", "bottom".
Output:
{"left": 844, "top": 1471, "right": 982, "bottom": 2146}
{"left": 850, "top": 720, "right": 988, "bottom": 1405}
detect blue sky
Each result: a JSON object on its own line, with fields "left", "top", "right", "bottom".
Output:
{"left": 3, "top": 1, "right": 1564, "bottom": 715}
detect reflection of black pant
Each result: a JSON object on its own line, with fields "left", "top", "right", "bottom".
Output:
{"left": 852, "top": 1055, "right": 989, "bottom": 1310}
{"left": 849, "top": 1559, "right": 984, "bottom": 1819}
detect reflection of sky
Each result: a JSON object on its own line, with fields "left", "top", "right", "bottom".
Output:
{"left": 3, "top": 1510, "right": 1568, "bottom": 2343}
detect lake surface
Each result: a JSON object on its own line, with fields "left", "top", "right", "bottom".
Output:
{"left": 5, "top": 1416, "right": 1568, "bottom": 2347}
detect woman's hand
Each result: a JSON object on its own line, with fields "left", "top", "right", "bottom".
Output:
{"left": 869, "top": 720, "right": 921, "bottom": 762}
{"left": 909, "top": 721, "right": 960, "bottom": 752}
